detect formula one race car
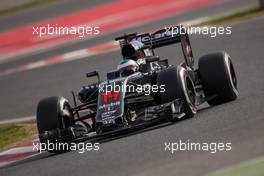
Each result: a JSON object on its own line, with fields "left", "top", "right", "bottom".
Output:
{"left": 36, "top": 26, "right": 238, "bottom": 151}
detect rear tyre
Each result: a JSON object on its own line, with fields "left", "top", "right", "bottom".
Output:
{"left": 36, "top": 96, "right": 74, "bottom": 152}
{"left": 198, "top": 51, "right": 238, "bottom": 106}
{"left": 157, "top": 66, "right": 197, "bottom": 120}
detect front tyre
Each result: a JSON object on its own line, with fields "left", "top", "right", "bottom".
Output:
{"left": 198, "top": 51, "right": 238, "bottom": 106}
{"left": 36, "top": 96, "right": 74, "bottom": 152}
{"left": 157, "top": 66, "right": 197, "bottom": 120}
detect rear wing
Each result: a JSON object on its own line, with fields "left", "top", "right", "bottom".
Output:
{"left": 115, "top": 25, "right": 184, "bottom": 49}
{"left": 132, "top": 26, "right": 183, "bottom": 49}
{"left": 115, "top": 25, "right": 195, "bottom": 68}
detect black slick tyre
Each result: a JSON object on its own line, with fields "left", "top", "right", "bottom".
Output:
{"left": 198, "top": 51, "right": 238, "bottom": 106}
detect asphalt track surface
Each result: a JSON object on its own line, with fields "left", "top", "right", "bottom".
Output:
{"left": 1, "top": 10, "right": 264, "bottom": 176}
{"left": 1, "top": 0, "right": 264, "bottom": 175}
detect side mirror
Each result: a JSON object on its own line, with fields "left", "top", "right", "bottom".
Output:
{"left": 146, "top": 56, "right": 160, "bottom": 63}
{"left": 86, "top": 71, "right": 100, "bottom": 83}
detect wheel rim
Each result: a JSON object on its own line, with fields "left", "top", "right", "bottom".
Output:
{"left": 186, "top": 77, "right": 196, "bottom": 106}
{"left": 61, "top": 105, "right": 72, "bottom": 129}
{"left": 230, "top": 62, "right": 237, "bottom": 88}
{"left": 178, "top": 67, "right": 197, "bottom": 114}
{"left": 224, "top": 53, "right": 239, "bottom": 96}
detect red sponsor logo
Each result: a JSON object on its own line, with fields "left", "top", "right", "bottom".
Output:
{"left": 102, "top": 91, "right": 119, "bottom": 103}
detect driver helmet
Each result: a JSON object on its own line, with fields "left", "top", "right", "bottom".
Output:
{"left": 117, "top": 59, "right": 139, "bottom": 77}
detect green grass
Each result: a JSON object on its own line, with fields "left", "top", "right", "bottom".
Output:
{"left": 0, "top": 0, "right": 54, "bottom": 16}
{"left": 208, "top": 157, "right": 264, "bottom": 176}
{"left": 0, "top": 123, "right": 37, "bottom": 151}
